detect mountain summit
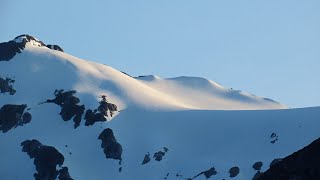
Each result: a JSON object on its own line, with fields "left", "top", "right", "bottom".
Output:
{"left": 0, "top": 35, "right": 319, "bottom": 180}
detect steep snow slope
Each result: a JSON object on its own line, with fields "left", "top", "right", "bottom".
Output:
{"left": 1, "top": 35, "right": 318, "bottom": 180}
{"left": 136, "top": 75, "right": 285, "bottom": 110}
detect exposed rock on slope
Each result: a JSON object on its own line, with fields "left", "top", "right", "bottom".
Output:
{"left": 85, "top": 95, "right": 118, "bottom": 126}
{"left": 0, "top": 35, "right": 45, "bottom": 61}
{"left": 45, "top": 89, "right": 85, "bottom": 129}
{"left": 47, "top": 44, "right": 64, "bottom": 52}
{"left": 258, "top": 137, "right": 320, "bottom": 180}
{"left": 191, "top": 167, "right": 218, "bottom": 179}
{"left": 0, "top": 35, "right": 318, "bottom": 180}
{"left": 21, "top": 139, "right": 73, "bottom": 180}
{"left": 98, "top": 128, "right": 123, "bottom": 161}
{"left": 0, "top": 104, "right": 31, "bottom": 133}
{"left": 229, "top": 166, "right": 240, "bottom": 177}
{"left": 0, "top": 34, "right": 63, "bottom": 61}
{"left": 0, "top": 76, "right": 16, "bottom": 95}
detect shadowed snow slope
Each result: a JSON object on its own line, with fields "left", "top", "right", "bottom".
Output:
{"left": 1, "top": 36, "right": 317, "bottom": 180}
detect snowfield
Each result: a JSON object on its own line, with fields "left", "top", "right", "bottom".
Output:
{"left": 0, "top": 36, "right": 319, "bottom": 180}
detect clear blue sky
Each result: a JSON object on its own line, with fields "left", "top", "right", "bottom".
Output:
{"left": 1, "top": 0, "right": 319, "bottom": 108}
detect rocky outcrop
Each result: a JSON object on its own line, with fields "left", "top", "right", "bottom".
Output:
{"left": 270, "top": 132, "right": 279, "bottom": 144}
{"left": 153, "top": 151, "right": 166, "bottom": 161}
{"left": 193, "top": 167, "right": 217, "bottom": 179}
{"left": 142, "top": 153, "right": 151, "bottom": 165}
{"left": 0, "top": 39, "right": 25, "bottom": 61}
{"left": 180, "top": 167, "right": 217, "bottom": 180}
{"left": 84, "top": 95, "right": 118, "bottom": 126}
{"left": 258, "top": 137, "right": 320, "bottom": 180}
{"left": 154, "top": 147, "right": 169, "bottom": 162}
{"left": 0, "top": 104, "right": 31, "bottom": 133}
{"left": 98, "top": 128, "right": 123, "bottom": 161}
{"left": 84, "top": 109, "right": 107, "bottom": 126}
{"left": 0, "top": 77, "right": 16, "bottom": 95}
{"left": 252, "top": 171, "right": 263, "bottom": 180}
{"left": 229, "top": 166, "right": 240, "bottom": 178}
{"left": 269, "top": 158, "right": 282, "bottom": 168}
{"left": 253, "top": 161, "right": 263, "bottom": 171}
{"left": 46, "top": 89, "right": 85, "bottom": 128}
{"left": 47, "top": 44, "right": 64, "bottom": 52}
{"left": 141, "top": 147, "right": 169, "bottom": 165}
{"left": 0, "top": 35, "right": 46, "bottom": 61}
{"left": 58, "top": 167, "right": 73, "bottom": 180}
{"left": 0, "top": 35, "right": 66, "bottom": 61}
{"left": 21, "top": 139, "right": 73, "bottom": 180}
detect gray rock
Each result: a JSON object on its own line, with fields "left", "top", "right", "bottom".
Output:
{"left": 259, "top": 138, "right": 320, "bottom": 180}
{"left": 269, "top": 158, "right": 282, "bottom": 168}
{"left": 46, "top": 89, "right": 85, "bottom": 129}
{"left": 98, "top": 128, "right": 123, "bottom": 161}
{"left": 253, "top": 161, "right": 263, "bottom": 171}
{"left": 0, "top": 77, "right": 16, "bottom": 95}
{"left": 47, "top": 44, "right": 64, "bottom": 52}
{"left": 21, "top": 139, "right": 73, "bottom": 180}
{"left": 229, "top": 166, "right": 240, "bottom": 178}
{"left": 142, "top": 153, "right": 151, "bottom": 165}
{"left": 0, "top": 104, "right": 31, "bottom": 133}
{"left": 252, "top": 171, "right": 263, "bottom": 180}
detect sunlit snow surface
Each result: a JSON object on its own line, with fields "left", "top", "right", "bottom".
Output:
{"left": 1, "top": 43, "right": 318, "bottom": 180}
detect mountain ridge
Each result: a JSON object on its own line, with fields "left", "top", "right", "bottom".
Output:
{"left": 0, "top": 35, "right": 318, "bottom": 180}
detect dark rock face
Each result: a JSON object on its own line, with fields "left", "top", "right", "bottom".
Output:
{"left": 84, "top": 95, "right": 118, "bottom": 126}
{"left": 0, "top": 34, "right": 46, "bottom": 61}
{"left": 14, "top": 34, "right": 46, "bottom": 47}
{"left": 270, "top": 132, "right": 279, "bottom": 144}
{"left": 98, "top": 128, "right": 122, "bottom": 161}
{"left": 269, "top": 158, "right": 282, "bottom": 168}
{"left": 252, "top": 171, "right": 263, "bottom": 180}
{"left": 84, "top": 109, "right": 107, "bottom": 126}
{"left": 99, "top": 95, "right": 118, "bottom": 117}
{"left": 46, "top": 89, "right": 85, "bottom": 128}
{"left": 47, "top": 44, "right": 64, "bottom": 52}
{"left": 142, "top": 153, "right": 151, "bottom": 165}
{"left": 201, "top": 167, "right": 218, "bottom": 179}
{"left": 21, "top": 139, "right": 73, "bottom": 180}
{"left": 58, "top": 167, "right": 73, "bottom": 180}
{"left": 229, "top": 166, "right": 240, "bottom": 178}
{"left": 0, "top": 104, "right": 31, "bottom": 133}
{"left": 189, "top": 167, "right": 218, "bottom": 179}
{"left": 141, "top": 147, "right": 169, "bottom": 166}
{"left": 0, "top": 77, "right": 16, "bottom": 95}
{"left": 258, "top": 138, "right": 320, "bottom": 180}
{"left": 253, "top": 161, "right": 263, "bottom": 171}
{"left": 0, "top": 40, "right": 25, "bottom": 61}
{"left": 163, "top": 147, "right": 169, "bottom": 152}
{"left": 153, "top": 147, "right": 169, "bottom": 162}
{"left": 154, "top": 151, "right": 166, "bottom": 161}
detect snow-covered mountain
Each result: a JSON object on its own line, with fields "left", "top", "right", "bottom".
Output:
{"left": 0, "top": 35, "right": 319, "bottom": 180}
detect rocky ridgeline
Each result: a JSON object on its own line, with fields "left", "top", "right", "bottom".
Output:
{"left": 0, "top": 34, "right": 63, "bottom": 61}
{"left": 258, "top": 137, "right": 320, "bottom": 180}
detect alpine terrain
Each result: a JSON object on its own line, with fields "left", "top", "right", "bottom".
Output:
{"left": 0, "top": 35, "right": 319, "bottom": 180}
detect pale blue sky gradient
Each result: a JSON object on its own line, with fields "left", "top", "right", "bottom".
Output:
{"left": 1, "top": 0, "right": 319, "bottom": 108}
